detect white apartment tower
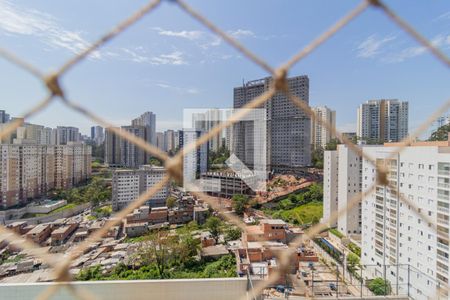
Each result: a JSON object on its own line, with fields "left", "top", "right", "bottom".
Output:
{"left": 322, "top": 144, "right": 362, "bottom": 234}
{"left": 361, "top": 141, "right": 450, "bottom": 299}
{"left": 323, "top": 150, "right": 339, "bottom": 227}
{"left": 357, "top": 99, "right": 408, "bottom": 143}
{"left": 311, "top": 106, "right": 336, "bottom": 149}
{"left": 180, "top": 130, "right": 208, "bottom": 185}
{"left": 338, "top": 144, "right": 362, "bottom": 235}
{"left": 112, "top": 165, "right": 169, "bottom": 211}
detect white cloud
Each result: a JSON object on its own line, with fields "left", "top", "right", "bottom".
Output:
{"left": 155, "top": 81, "right": 199, "bottom": 95}
{"left": 356, "top": 34, "right": 396, "bottom": 58}
{"left": 383, "top": 34, "right": 450, "bottom": 63}
{"left": 434, "top": 11, "right": 450, "bottom": 22}
{"left": 152, "top": 27, "right": 203, "bottom": 41}
{"left": 0, "top": 0, "right": 100, "bottom": 58}
{"left": 150, "top": 51, "right": 187, "bottom": 65}
{"left": 121, "top": 48, "right": 187, "bottom": 65}
{"left": 228, "top": 29, "right": 255, "bottom": 39}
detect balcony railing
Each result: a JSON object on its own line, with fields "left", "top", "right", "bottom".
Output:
{"left": 438, "top": 242, "right": 450, "bottom": 252}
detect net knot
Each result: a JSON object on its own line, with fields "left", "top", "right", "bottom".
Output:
{"left": 45, "top": 73, "right": 64, "bottom": 97}
{"left": 165, "top": 156, "right": 183, "bottom": 183}
{"left": 273, "top": 68, "right": 288, "bottom": 92}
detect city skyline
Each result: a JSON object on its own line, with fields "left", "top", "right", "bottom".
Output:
{"left": 0, "top": 1, "right": 448, "bottom": 136}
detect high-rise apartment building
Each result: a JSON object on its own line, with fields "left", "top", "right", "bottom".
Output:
{"left": 192, "top": 109, "right": 223, "bottom": 152}
{"left": 120, "top": 126, "right": 148, "bottom": 168}
{"left": 112, "top": 165, "right": 169, "bottom": 211}
{"left": 52, "top": 126, "right": 80, "bottom": 145}
{"left": 132, "top": 111, "right": 156, "bottom": 145}
{"left": 322, "top": 150, "right": 339, "bottom": 228}
{"left": 104, "top": 127, "right": 121, "bottom": 167}
{"left": 0, "top": 110, "right": 10, "bottom": 123}
{"left": 104, "top": 112, "right": 157, "bottom": 167}
{"left": 164, "top": 130, "right": 175, "bottom": 153}
{"left": 90, "top": 126, "right": 104, "bottom": 146}
{"left": 179, "top": 130, "right": 208, "bottom": 185}
{"left": 0, "top": 142, "right": 91, "bottom": 208}
{"left": 311, "top": 106, "right": 336, "bottom": 149}
{"left": 337, "top": 144, "right": 362, "bottom": 235}
{"left": 361, "top": 141, "right": 450, "bottom": 299}
{"left": 357, "top": 99, "right": 408, "bottom": 143}
{"left": 13, "top": 123, "right": 52, "bottom": 145}
{"left": 233, "top": 75, "right": 311, "bottom": 171}
{"left": 156, "top": 132, "right": 164, "bottom": 151}
{"left": 323, "top": 144, "right": 362, "bottom": 234}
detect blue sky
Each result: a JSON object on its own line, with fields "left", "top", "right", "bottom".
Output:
{"left": 0, "top": 0, "right": 449, "bottom": 136}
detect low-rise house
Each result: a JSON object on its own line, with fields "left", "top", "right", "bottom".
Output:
{"left": 126, "top": 206, "right": 150, "bottom": 224}
{"left": 201, "top": 245, "right": 229, "bottom": 259}
{"left": 243, "top": 219, "right": 287, "bottom": 244}
{"left": 149, "top": 207, "right": 168, "bottom": 224}
{"left": 26, "top": 224, "right": 52, "bottom": 245}
{"left": 51, "top": 223, "right": 78, "bottom": 246}
{"left": 124, "top": 222, "right": 148, "bottom": 238}
{"left": 193, "top": 206, "right": 209, "bottom": 225}
{"left": 6, "top": 221, "right": 28, "bottom": 235}
{"left": 168, "top": 207, "right": 193, "bottom": 224}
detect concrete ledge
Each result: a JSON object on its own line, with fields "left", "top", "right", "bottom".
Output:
{"left": 0, "top": 277, "right": 256, "bottom": 300}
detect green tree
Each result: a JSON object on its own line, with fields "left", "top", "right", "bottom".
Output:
{"left": 368, "top": 277, "right": 391, "bottom": 296}
{"left": 137, "top": 230, "right": 177, "bottom": 278}
{"left": 224, "top": 227, "right": 241, "bottom": 242}
{"left": 76, "top": 265, "right": 102, "bottom": 281}
{"left": 231, "top": 194, "right": 249, "bottom": 215}
{"left": 206, "top": 216, "right": 222, "bottom": 243}
{"left": 149, "top": 157, "right": 162, "bottom": 166}
{"left": 166, "top": 196, "right": 177, "bottom": 209}
{"left": 325, "top": 138, "right": 340, "bottom": 150}
{"left": 177, "top": 232, "right": 201, "bottom": 264}
{"left": 429, "top": 124, "right": 450, "bottom": 141}
{"left": 346, "top": 252, "right": 360, "bottom": 272}
{"left": 311, "top": 147, "right": 324, "bottom": 169}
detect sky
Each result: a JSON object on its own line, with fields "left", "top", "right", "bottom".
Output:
{"left": 0, "top": 0, "right": 449, "bottom": 136}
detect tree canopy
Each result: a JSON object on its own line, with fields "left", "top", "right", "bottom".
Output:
{"left": 429, "top": 124, "right": 450, "bottom": 141}
{"left": 231, "top": 194, "right": 250, "bottom": 215}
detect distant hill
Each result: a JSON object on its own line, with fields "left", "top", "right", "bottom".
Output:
{"left": 429, "top": 124, "right": 450, "bottom": 141}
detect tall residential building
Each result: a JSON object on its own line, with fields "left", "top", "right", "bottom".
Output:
{"left": 104, "top": 124, "right": 153, "bottom": 168}
{"left": 179, "top": 130, "right": 208, "bottom": 185}
{"left": 361, "top": 141, "right": 450, "bottom": 299}
{"left": 120, "top": 126, "right": 148, "bottom": 168}
{"left": 90, "top": 126, "right": 104, "bottom": 146}
{"left": 132, "top": 111, "right": 156, "bottom": 145}
{"left": 356, "top": 99, "right": 408, "bottom": 143}
{"left": 14, "top": 123, "right": 52, "bottom": 145}
{"left": 112, "top": 165, "right": 169, "bottom": 211}
{"left": 311, "top": 106, "right": 336, "bottom": 149}
{"left": 337, "top": 144, "right": 362, "bottom": 235}
{"left": 323, "top": 144, "right": 362, "bottom": 234}
{"left": 52, "top": 126, "right": 80, "bottom": 145}
{"left": 322, "top": 150, "right": 339, "bottom": 227}
{"left": 173, "top": 130, "right": 180, "bottom": 151}
{"left": 233, "top": 75, "right": 311, "bottom": 171}
{"left": 164, "top": 130, "right": 175, "bottom": 153}
{"left": 192, "top": 109, "right": 223, "bottom": 152}
{"left": 0, "top": 110, "right": 10, "bottom": 123}
{"left": 0, "top": 142, "right": 91, "bottom": 208}
{"left": 156, "top": 132, "right": 164, "bottom": 151}
{"left": 104, "top": 127, "right": 121, "bottom": 167}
